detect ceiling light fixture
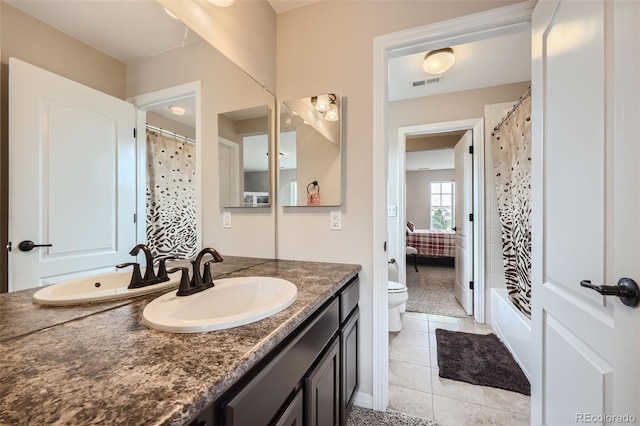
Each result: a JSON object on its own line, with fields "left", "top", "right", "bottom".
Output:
{"left": 168, "top": 105, "right": 187, "bottom": 116}
{"left": 423, "top": 47, "right": 455, "bottom": 74}
{"left": 207, "top": 0, "right": 236, "bottom": 7}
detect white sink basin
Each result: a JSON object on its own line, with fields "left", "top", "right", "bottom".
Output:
{"left": 32, "top": 270, "right": 180, "bottom": 306}
{"left": 142, "top": 276, "right": 298, "bottom": 333}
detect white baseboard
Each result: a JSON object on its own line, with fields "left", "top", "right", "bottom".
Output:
{"left": 353, "top": 391, "right": 374, "bottom": 409}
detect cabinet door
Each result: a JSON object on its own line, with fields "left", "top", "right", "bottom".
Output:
{"left": 305, "top": 337, "right": 340, "bottom": 426}
{"left": 275, "top": 389, "right": 304, "bottom": 426}
{"left": 340, "top": 308, "right": 359, "bottom": 426}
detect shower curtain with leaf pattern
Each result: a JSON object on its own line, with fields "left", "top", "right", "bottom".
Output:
{"left": 491, "top": 92, "right": 532, "bottom": 318}
{"left": 146, "top": 130, "right": 197, "bottom": 260}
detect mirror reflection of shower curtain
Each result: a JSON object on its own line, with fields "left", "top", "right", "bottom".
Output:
{"left": 146, "top": 130, "right": 197, "bottom": 260}
{"left": 492, "top": 93, "right": 532, "bottom": 319}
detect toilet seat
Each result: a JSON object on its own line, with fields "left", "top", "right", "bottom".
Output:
{"left": 388, "top": 280, "right": 407, "bottom": 293}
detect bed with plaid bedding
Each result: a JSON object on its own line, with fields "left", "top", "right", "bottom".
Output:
{"left": 407, "top": 228, "right": 455, "bottom": 258}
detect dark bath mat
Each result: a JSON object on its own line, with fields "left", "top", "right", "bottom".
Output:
{"left": 435, "top": 329, "right": 530, "bottom": 395}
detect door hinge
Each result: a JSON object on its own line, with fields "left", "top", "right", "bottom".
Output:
{"left": 6, "top": 241, "right": 11, "bottom": 252}
{"left": 133, "top": 128, "right": 137, "bottom": 138}
{"left": 469, "top": 281, "right": 474, "bottom": 290}
{"left": 469, "top": 213, "right": 474, "bottom": 222}
{"left": 383, "top": 241, "right": 387, "bottom": 252}
{"left": 468, "top": 145, "right": 474, "bottom": 154}
{"left": 133, "top": 213, "right": 137, "bottom": 224}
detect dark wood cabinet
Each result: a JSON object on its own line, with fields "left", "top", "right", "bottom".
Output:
{"left": 305, "top": 337, "right": 340, "bottom": 426}
{"left": 275, "top": 389, "right": 304, "bottom": 426}
{"left": 209, "top": 276, "right": 359, "bottom": 426}
{"left": 340, "top": 308, "right": 359, "bottom": 426}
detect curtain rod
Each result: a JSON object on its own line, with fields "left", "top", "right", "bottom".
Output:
{"left": 493, "top": 86, "right": 532, "bottom": 132}
{"left": 145, "top": 124, "right": 195, "bottom": 144}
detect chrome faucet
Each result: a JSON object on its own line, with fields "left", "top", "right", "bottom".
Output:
{"left": 175, "top": 247, "right": 224, "bottom": 296}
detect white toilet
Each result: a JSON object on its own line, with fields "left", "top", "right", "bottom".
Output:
{"left": 387, "top": 261, "right": 409, "bottom": 332}
{"left": 388, "top": 280, "right": 409, "bottom": 332}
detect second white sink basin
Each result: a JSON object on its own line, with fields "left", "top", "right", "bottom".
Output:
{"left": 142, "top": 276, "right": 298, "bottom": 333}
{"left": 32, "top": 270, "right": 180, "bottom": 306}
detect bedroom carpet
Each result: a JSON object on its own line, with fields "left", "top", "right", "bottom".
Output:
{"left": 435, "top": 329, "right": 531, "bottom": 395}
{"left": 405, "top": 265, "right": 468, "bottom": 318}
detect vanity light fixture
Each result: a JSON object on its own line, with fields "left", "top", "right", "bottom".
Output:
{"left": 310, "top": 94, "right": 339, "bottom": 122}
{"left": 423, "top": 47, "right": 455, "bottom": 74}
{"left": 324, "top": 99, "right": 339, "bottom": 122}
{"left": 168, "top": 105, "right": 187, "bottom": 116}
{"left": 314, "top": 94, "right": 331, "bottom": 112}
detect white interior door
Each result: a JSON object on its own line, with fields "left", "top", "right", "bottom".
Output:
{"left": 454, "top": 130, "right": 473, "bottom": 315}
{"left": 531, "top": 0, "right": 640, "bottom": 423}
{"left": 9, "top": 58, "right": 137, "bottom": 291}
{"left": 218, "top": 138, "right": 240, "bottom": 207}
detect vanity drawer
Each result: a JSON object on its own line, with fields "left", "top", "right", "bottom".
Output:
{"left": 339, "top": 278, "right": 359, "bottom": 323}
{"left": 224, "top": 298, "right": 339, "bottom": 426}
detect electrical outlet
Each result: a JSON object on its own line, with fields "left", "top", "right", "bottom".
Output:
{"left": 330, "top": 211, "right": 341, "bottom": 230}
{"left": 388, "top": 205, "right": 397, "bottom": 217}
{"left": 223, "top": 211, "right": 232, "bottom": 229}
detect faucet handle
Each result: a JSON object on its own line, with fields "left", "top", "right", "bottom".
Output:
{"left": 202, "top": 260, "right": 215, "bottom": 287}
{"left": 168, "top": 267, "right": 193, "bottom": 296}
{"left": 116, "top": 262, "right": 143, "bottom": 289}
{"left": 156, "top": 256, "right": 180, "bottom": 280}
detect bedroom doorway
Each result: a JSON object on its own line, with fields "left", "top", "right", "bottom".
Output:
{"left": 396, "top": 121, "right": 480, "bottom": 318}
{"left": 398, "top": 130, "right": 473, "bottom": 318}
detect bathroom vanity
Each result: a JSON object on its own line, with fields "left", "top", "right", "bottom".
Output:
{"left": 0, "top": 257, "right": 360, "bottom": 426}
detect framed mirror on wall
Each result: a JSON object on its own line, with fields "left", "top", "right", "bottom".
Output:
{"left": 279, "top": 93, "right": 343, "bottom": 207}
{"left": 218, "top": 105, "right": 272, "bottom": 208}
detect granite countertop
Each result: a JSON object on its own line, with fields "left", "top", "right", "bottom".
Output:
{"left": 0, "top": 258, "right": 361, "bottom": 425}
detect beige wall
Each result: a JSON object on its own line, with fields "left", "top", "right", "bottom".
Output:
{"left": 157, "top": 0, "right": 277, "bottom": 92}
{"left": 277, "top": 0, "right": 524, "bottom": 400}
{"left": 406, "top": 169, "right": 455, "bottom": 230}
{"left": 127, "top": 39, "right": 276, "bottom": 259}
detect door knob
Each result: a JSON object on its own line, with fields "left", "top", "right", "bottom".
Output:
{"left": 580, "top": 278, "right": 640, "bottom": 307}
{"left": 18, "top": 240, "right": 53, "bottom": 252}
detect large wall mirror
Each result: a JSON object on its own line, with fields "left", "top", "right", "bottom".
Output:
{"left": 1, "top": 1, "right": 276, "bottom": 292}
{"left": 279, "top": 93, "right": 342, "bottom": 207}
{"left": 219, "top": 105, "right": 271, "bottom": 208}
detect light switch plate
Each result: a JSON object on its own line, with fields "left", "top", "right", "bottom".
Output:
{"left": 330, "top": 211, "right": 341, "bottom": 230}
{"left": 388, "top": 205, "right": 397, "bottom": 217}
{"left": 223, "top": 211, "right": 232, "bottom": 229}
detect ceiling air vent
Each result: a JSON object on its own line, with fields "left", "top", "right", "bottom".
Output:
{"left": 412, "top": 75, "right": 443, "bottom": 87}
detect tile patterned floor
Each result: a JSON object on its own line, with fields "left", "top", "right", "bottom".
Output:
{"left": 389, "top": 313, "right": 531, "bottom": 426}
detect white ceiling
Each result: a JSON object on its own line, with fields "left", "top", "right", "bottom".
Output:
{"left": 146, "top": 96, "right": 196, "bottom": 129}
{"left": 388, "top": 30, "right": 531, "bottom": 102}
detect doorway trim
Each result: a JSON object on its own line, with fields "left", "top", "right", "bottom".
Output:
{"left": 127, "top": 81, "right": 202, "bottom": 251}
{"left": 371, "top": 1, "right": 535, "bottom": 411}
{"left": 396, "top": 119, "right": 484, "bottom": 320}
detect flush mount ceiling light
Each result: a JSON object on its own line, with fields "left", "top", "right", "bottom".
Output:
{"left": 207, "top": 0, "right": 235, "bottom": 7}
{"left": 423, "top": 47, "right": 455, "bottom": 74}
{"left": 168, "top": 105, "right": 187, "bottom": 116}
